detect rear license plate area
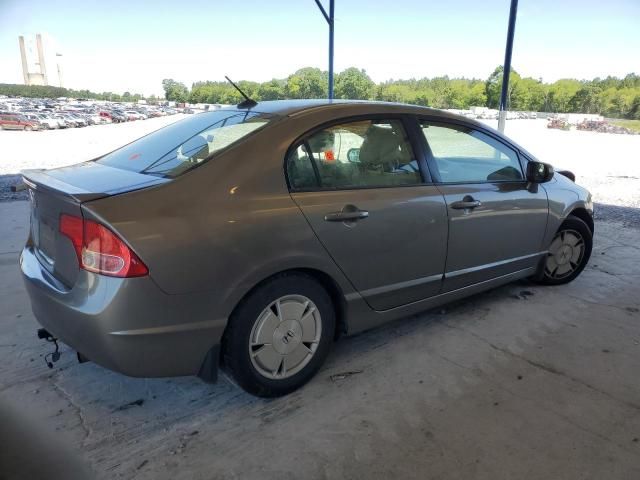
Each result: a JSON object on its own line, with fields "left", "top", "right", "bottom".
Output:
{"left": 37, "top": 217, "right": 56, "bottom": 263}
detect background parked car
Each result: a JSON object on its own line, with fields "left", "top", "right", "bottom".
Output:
{"left": 124, "top": 110, "right": 144, "bottom": 120}
{"left": 0, "top": 96, "right": 181, "bottom": 131}
{"left": 110, "top": 111, "right": 128, "bottom": 123}
{"left": 0, "top": 113, "right": 40, "bottom": 130}
{"left": 23, "top": 113, "right": 58, "bottom": 130}
{"left": 53, "top": 114, "right": 73, "bottom": 128}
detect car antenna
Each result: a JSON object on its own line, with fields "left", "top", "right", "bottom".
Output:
{"left": 225, "top": 76, "right": 257, "bottom": 109}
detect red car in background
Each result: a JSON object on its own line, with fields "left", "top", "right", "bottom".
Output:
{"left": 0, "top": 113, "right": 41, "bottom": 131}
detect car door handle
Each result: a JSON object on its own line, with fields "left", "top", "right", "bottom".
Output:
{"left": 451, "top": 198, "right": 482, "bottom": 210}
{"left": 324, "top": 210, "right": 369, "bottom": 222}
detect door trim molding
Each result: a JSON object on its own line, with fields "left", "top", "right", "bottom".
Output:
{"left": 345, "top": 272, "right": 443, "bottom": 302}
{"left": 445, "top": 251, "right": 546, "bottom": 279}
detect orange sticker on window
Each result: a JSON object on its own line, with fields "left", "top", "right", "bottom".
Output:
{"left": 324, "top": 150, "right": 335, "bottom": 161}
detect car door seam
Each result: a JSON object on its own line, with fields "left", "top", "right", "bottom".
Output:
{"left": 287, "top": 193, "right": 364, "bottom": 301}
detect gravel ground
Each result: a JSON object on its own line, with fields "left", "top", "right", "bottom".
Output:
{"left": 2, "top": 203, "right": 640, "bottom": 479}
{"left": 1, "top": 117, "right": 638, "bottom": 224}
{"left": 0, "top": 174, "right": 24, "bottom": 202}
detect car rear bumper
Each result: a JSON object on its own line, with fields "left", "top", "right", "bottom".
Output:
{"left": 20, "top": 246, "right": 225, "bottom": 379}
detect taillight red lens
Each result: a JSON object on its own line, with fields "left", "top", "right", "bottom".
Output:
{"left": 59, "top": 214, "right": 83, "bottom": 258}
{"left": 59, "top": 214, "right": 148, "bottom": 278}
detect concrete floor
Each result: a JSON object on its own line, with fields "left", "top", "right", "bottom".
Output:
{"left": 1, "top": 200, "right": 639, "bottom": 479}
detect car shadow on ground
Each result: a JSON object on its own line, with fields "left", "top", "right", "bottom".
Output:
{"left": 7, "top": 197, "right": 637, "bottom": 448}
{"left": 7, "top": 215, "right": 639, "bottom": 478}
{"left": 41, "top": 278, "right": 537, "bottom": 442}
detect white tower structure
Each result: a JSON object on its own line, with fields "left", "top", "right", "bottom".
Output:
{"left": 18, "top": 34, "right": 62, "bottom": 87}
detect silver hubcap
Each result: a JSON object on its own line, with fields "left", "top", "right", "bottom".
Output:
{"left": 545, "top": 229, "right": 585, "bottom": 279}
{"left": 249, "top": 295, "right": 322, "bottom": 380}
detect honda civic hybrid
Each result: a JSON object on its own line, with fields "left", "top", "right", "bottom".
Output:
{"left": 20, "top": 100, "right": 593, "bottom": 397}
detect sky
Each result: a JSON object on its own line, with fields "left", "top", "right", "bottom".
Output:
{"left": 0, "top": 0, "right": 638, "bottom": 96}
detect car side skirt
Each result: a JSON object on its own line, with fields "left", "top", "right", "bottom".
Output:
{"left": 344, "top": 264, "right": 538, "bottom": 335}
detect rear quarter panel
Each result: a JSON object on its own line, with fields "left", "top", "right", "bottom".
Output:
{"left": 82, "top": 116, "right": 359, "bottom": 325}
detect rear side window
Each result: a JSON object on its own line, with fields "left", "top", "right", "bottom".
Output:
{"left": 420, "top": 122, "right": 523, "bottom": 183}
{"left": 97, "top": 111, "right": 272, "bottom": 178}
{"left": 287, "top": 119, "right": 421, "bottom": 190}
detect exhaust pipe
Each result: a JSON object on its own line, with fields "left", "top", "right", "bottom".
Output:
{"left": 37, "top": 328, "right": 54, "bottom": 340}
{"left": 77, "top": 352, "right": 89, "bottom": 364}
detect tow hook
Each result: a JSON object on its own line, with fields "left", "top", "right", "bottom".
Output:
{"left": 37, "top": 328, "right": 60, "bottom": 368}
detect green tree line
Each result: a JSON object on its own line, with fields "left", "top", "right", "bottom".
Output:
{"left": 175, "top": 66, "right": 640, "bottom": 119}
{"left": 2, "top": 65, "right": 638, "bottom": 119}
{"left": 0, "top": 83, "right": 159, "bottom": 104}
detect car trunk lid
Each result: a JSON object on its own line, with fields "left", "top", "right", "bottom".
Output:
{"left": 22, "top": 162, "right": 167, "bottom": 287}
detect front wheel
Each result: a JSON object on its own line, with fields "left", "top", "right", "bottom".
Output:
{"left": 222, "top": 273, "right": 335, "bottom": 397}
{"left": 536, "top": 216, "right": 592, "bottom": 285}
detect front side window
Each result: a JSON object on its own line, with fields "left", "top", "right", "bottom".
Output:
{"left": 287, "top": 119, "right": 421, "bottom": 190}
{"left": 420, "top": 122, "right": 523, "bottom": 183}
{"left": 97, "top": 111, "right": 271, "bottom": 178}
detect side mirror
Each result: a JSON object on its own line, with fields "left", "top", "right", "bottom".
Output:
{"left": 526, "top": 161, "right": 554, "bottom": 183}
{"left": 347, "top": 148, "right": 360, "bottom": 163}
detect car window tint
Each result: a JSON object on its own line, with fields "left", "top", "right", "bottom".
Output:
{"left": 421, "top": 122, "right": 523, "bottom": 183}
{"left": 296, "top": 119, "right": 420, "bottom": 190}
{"left": 287, "top": 144, "right": 319, "bottom": 190}
{"left": 143, "top": 118, "right": 269, "bottom": 177}
{"left": 97, "top": 111, "right": 272, "bottom": 178}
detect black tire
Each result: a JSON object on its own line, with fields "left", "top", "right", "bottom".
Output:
{"left": 535, "top": 216, "right": 592, "bottom": 285}
{"left": 222, "top": 273, "right": 335, "bottom": 397}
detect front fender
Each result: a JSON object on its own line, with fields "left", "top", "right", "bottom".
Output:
{"left": 541, "top": 175, "right": 593, "bottom": 249}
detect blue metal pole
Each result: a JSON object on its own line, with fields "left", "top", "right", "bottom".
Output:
{"left": 498, "top": 0, "right": 518, "bottom": 132}
{"left": 328, "top": 0, "right": 335, "bottom": 99}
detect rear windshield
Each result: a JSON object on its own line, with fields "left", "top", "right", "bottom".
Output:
{"left": 96, "top": 110, "right": 273, "bottom": 177}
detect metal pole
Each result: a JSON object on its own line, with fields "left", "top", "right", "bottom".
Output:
{"left": 314, "top": 0, "right": 335, "bottom": 99}
{"left": 498, "top": 0, "right": 518, "bottom": 133}
{"left": 328, "top": 0, "right": 334, "bottom": 99}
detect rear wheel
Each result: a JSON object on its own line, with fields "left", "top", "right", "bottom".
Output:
{"left": 222, "top": 273, "right": 335, "bottom": 397}
{"left": 536, "top": 216, "right": 592, "bottom": 285}
{"left": 24, "top": 125, "right": 32, "bottom": 131}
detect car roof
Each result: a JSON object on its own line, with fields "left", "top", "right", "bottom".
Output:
{"left": 249, "top": 99, "right": 455, "bottom": 118}
{"left": 242, "top": 100, "right": 538, "bottom": 161}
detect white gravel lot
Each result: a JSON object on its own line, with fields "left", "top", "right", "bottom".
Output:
{"left": 1, "top": 117, "right": 638, "bottom": 216}
{"left": 0, "top": 114, "right": 186, "bottom": 174}
{"left": 480, "top": 119, "right": 640, "bottom": 210}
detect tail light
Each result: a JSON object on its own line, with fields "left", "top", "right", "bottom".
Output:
{"left": 59, "top": 214, "right": 148, "bottom": 278}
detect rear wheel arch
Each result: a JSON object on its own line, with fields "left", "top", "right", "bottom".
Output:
{"left": 295, "top": 268, "right": 347, "bottom": 339}
{"left": 219, "top": 269, "right": 342, "bottom": 396}
{"left": 222, "top": 268, "right": 346, "bottom": 350}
